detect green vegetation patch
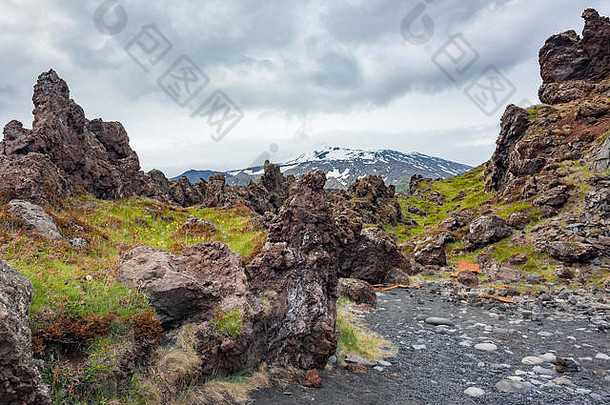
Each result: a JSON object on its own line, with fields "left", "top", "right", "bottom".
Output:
{"left": 337, "top": 299, "right": 397, "bottom": 360}
{"left": 388, "top": 166, "right": 493, "bottom": 241}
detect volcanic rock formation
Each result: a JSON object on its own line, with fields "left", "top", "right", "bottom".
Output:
{"left": 0, "top": 70, "right": 161, "bottom": 203}
{"left": 0, "top": 260, "right": 51, "bottom": 405}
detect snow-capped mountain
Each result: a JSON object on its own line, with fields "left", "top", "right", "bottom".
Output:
{"left": 172, "top": 147, "right": 472, "bottom": 190}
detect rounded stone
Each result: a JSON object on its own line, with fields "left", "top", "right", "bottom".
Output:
{"left": 522, "top": 356, "right": 544, "bottom": 365}
{"left": 424, "top": 317, "right": 454, "bottom": 326}
{"left": 475, "top": 343, "right": 498, "bottom": 352}
{"left": 464, "top": 387, "right": 485, "bottom": 397}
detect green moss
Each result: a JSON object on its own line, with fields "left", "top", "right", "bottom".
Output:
{"left": 391, "top": 166, "right": 493, "bottom": 240}
{"left": 495, "top": 201, "right": 534, "bottom": 219}
{"left": 527, "top": 105, "right": 542, "bottom": 123}
{"left": 213, "top": 306, "right": 243, "bottom": 337}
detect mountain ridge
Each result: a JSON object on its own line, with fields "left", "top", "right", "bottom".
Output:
{"left": 172, "top": 146, "right": 473, "bottom": 189}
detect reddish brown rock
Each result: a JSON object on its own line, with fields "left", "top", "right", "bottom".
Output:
{"left": 485, "top": 105, "right": 532, "bottom": 193}
{"left": 466, "top": 216, "right": 513, "bottom": 250}
{"left": 302, "top": 369, "right": 323, "bottom": 388}
{"left": 331, "top": 175, "right": 404, "bottom": 226}
{"left": 260, "top": 160, "right": 289, "bottom": 211}
{"left": 338, "top": 278, "right": 377, "bottom": 307}
{"left": 538, "top": 9, "right": 610, "bottom": 104}
{"left": 247, "top": 170, "right": 339, "bottom": 369}
{"left": 0, "top": 70, "right": 161, "bottom": 202}
{"left": 339, "top": 227, "right": 410, "bottom": 283}
{"left": 202, "top": 173, "right": 229, "bottom": 208}
{"left": 507, "top": 254, "right": 529, "bottom": 266}
{"left": 484, "top": 263, "right": 524, "bottom": 283}
{"left": 544, "top": 241, "right": 597, "bottom": 264}
{"left": 414, "top": 232, "right": 451, "bottom": 267}
{"left": 457, "top": 270, "right": 479, "bottom": 287}
{"left": 508, "top": 211, "right": 531, "bottom": 230}
{"left": 0, "top": 152, "right": 69, "bottom": 203}
{"left": 168, "top": 177, "right": 206, "bottom": 207}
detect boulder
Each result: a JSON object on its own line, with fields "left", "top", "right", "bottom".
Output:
{"left": 340, "top": 227, "right": 411, "bottom": 283}
{"left": 533, "top": 185, "right": 572, "bottom": 209}
{"left": 8, "top": 200, "right": 61, "bottom": 239}
{"left": 466, "top": 215, "right": 512, "bottom": 249}
{"left": 414, "top": 232, "right": 451, "bottom": 266}
{"left": 507, "top": 253, "right": 529, "bottom": 266}
{"left": 544, "top": 241, "right": 597, "bottom": 264}
{"left": 484, "top": 263, "right": 524, "bottom": 283}
{"left": 338, "top": 278, "right": 377, "bottom": 307}
{"left": 119, "top": 242, "right": 248, "bottom": 328}
{"left": 457, "top": 270, "right": 479, "bottom": 287}
{"left": 508, "top": 211, "right": 531, "bottom": 230}
{"left": 120, "top": 246, "right": 210, "bottom": 328}
{"left": 0, "top": 259, "right": 51, "bottom": 404}
{"left": 383, "top": 267, "right": 411, "bottom": 285}
{"left": 247, "top": 170, "right": 339, "bottom": 369}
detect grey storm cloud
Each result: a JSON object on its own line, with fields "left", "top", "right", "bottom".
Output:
{"left": 2, "top": 0, "right": 608, "bottom": 114}
{"left": 1, "top": 0, "right": 610, "bottom": 174}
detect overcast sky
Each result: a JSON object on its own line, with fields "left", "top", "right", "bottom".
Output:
{"left": 1, "top": 0, "right": 608, "bottom": 177}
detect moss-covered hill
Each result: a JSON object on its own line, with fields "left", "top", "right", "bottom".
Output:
{"left": 384, "top": 145, "right": 609, "bottom": 292}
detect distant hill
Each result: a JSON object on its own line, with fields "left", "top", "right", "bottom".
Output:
{"left": 171, "top": 169, "right": 226, "bottom": 184}
{"left": 172, "top": 147, "right": 472, "bottom": 189}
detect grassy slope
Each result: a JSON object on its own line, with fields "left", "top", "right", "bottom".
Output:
{"left": 386, "top": 162, "right": 608, "bottom": 289}
{"left": 0, "top": 196, "right": 267, "bottom": 404}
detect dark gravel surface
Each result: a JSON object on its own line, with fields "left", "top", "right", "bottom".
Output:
{"left": 245, "top": 287, "right": 610, "bottom": 405}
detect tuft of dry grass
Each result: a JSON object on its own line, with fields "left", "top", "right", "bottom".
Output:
{"left": 129, "top": 323, "right": 305, "bottom": 405}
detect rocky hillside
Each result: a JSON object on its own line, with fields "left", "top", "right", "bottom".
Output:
{"left": 388, "top": 8, "right": 609, "bottom": 291}
{"left": 174, "top": 146, "right": 472, "bottom": 189}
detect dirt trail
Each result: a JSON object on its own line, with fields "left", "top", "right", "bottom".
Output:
{"left": 245, "top": 287, "right": 610, "bottom": 405}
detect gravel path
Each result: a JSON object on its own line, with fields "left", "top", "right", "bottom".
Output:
{"left": 245, "top": 287, "right": 610, "bottom": 404}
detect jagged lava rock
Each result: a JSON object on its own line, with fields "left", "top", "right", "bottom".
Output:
{"left": 339, "top": 227, "right": 411, "bottom": 283}
{"left": 331, "top": 175, "right": 404, "bottom": 226}
{"left": 260, "top": 160, "right": 289, "bottom": 211}
{"left": 0, "top": 259, "right": 51, "bottom": 405}
{"left": 202, "top": 173, "right": 228, "bottom": 208}
{"left": 539, "top": 9, "right": 610, "bottom": 104}
{"left": 247, "top": 170, "right": 339, "bottom": 369}
{"left": 0, "top": 70, "right": 161, "bottom": 201}
{"left": 168, "top": 177, "right": 206, "bottom": 207}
